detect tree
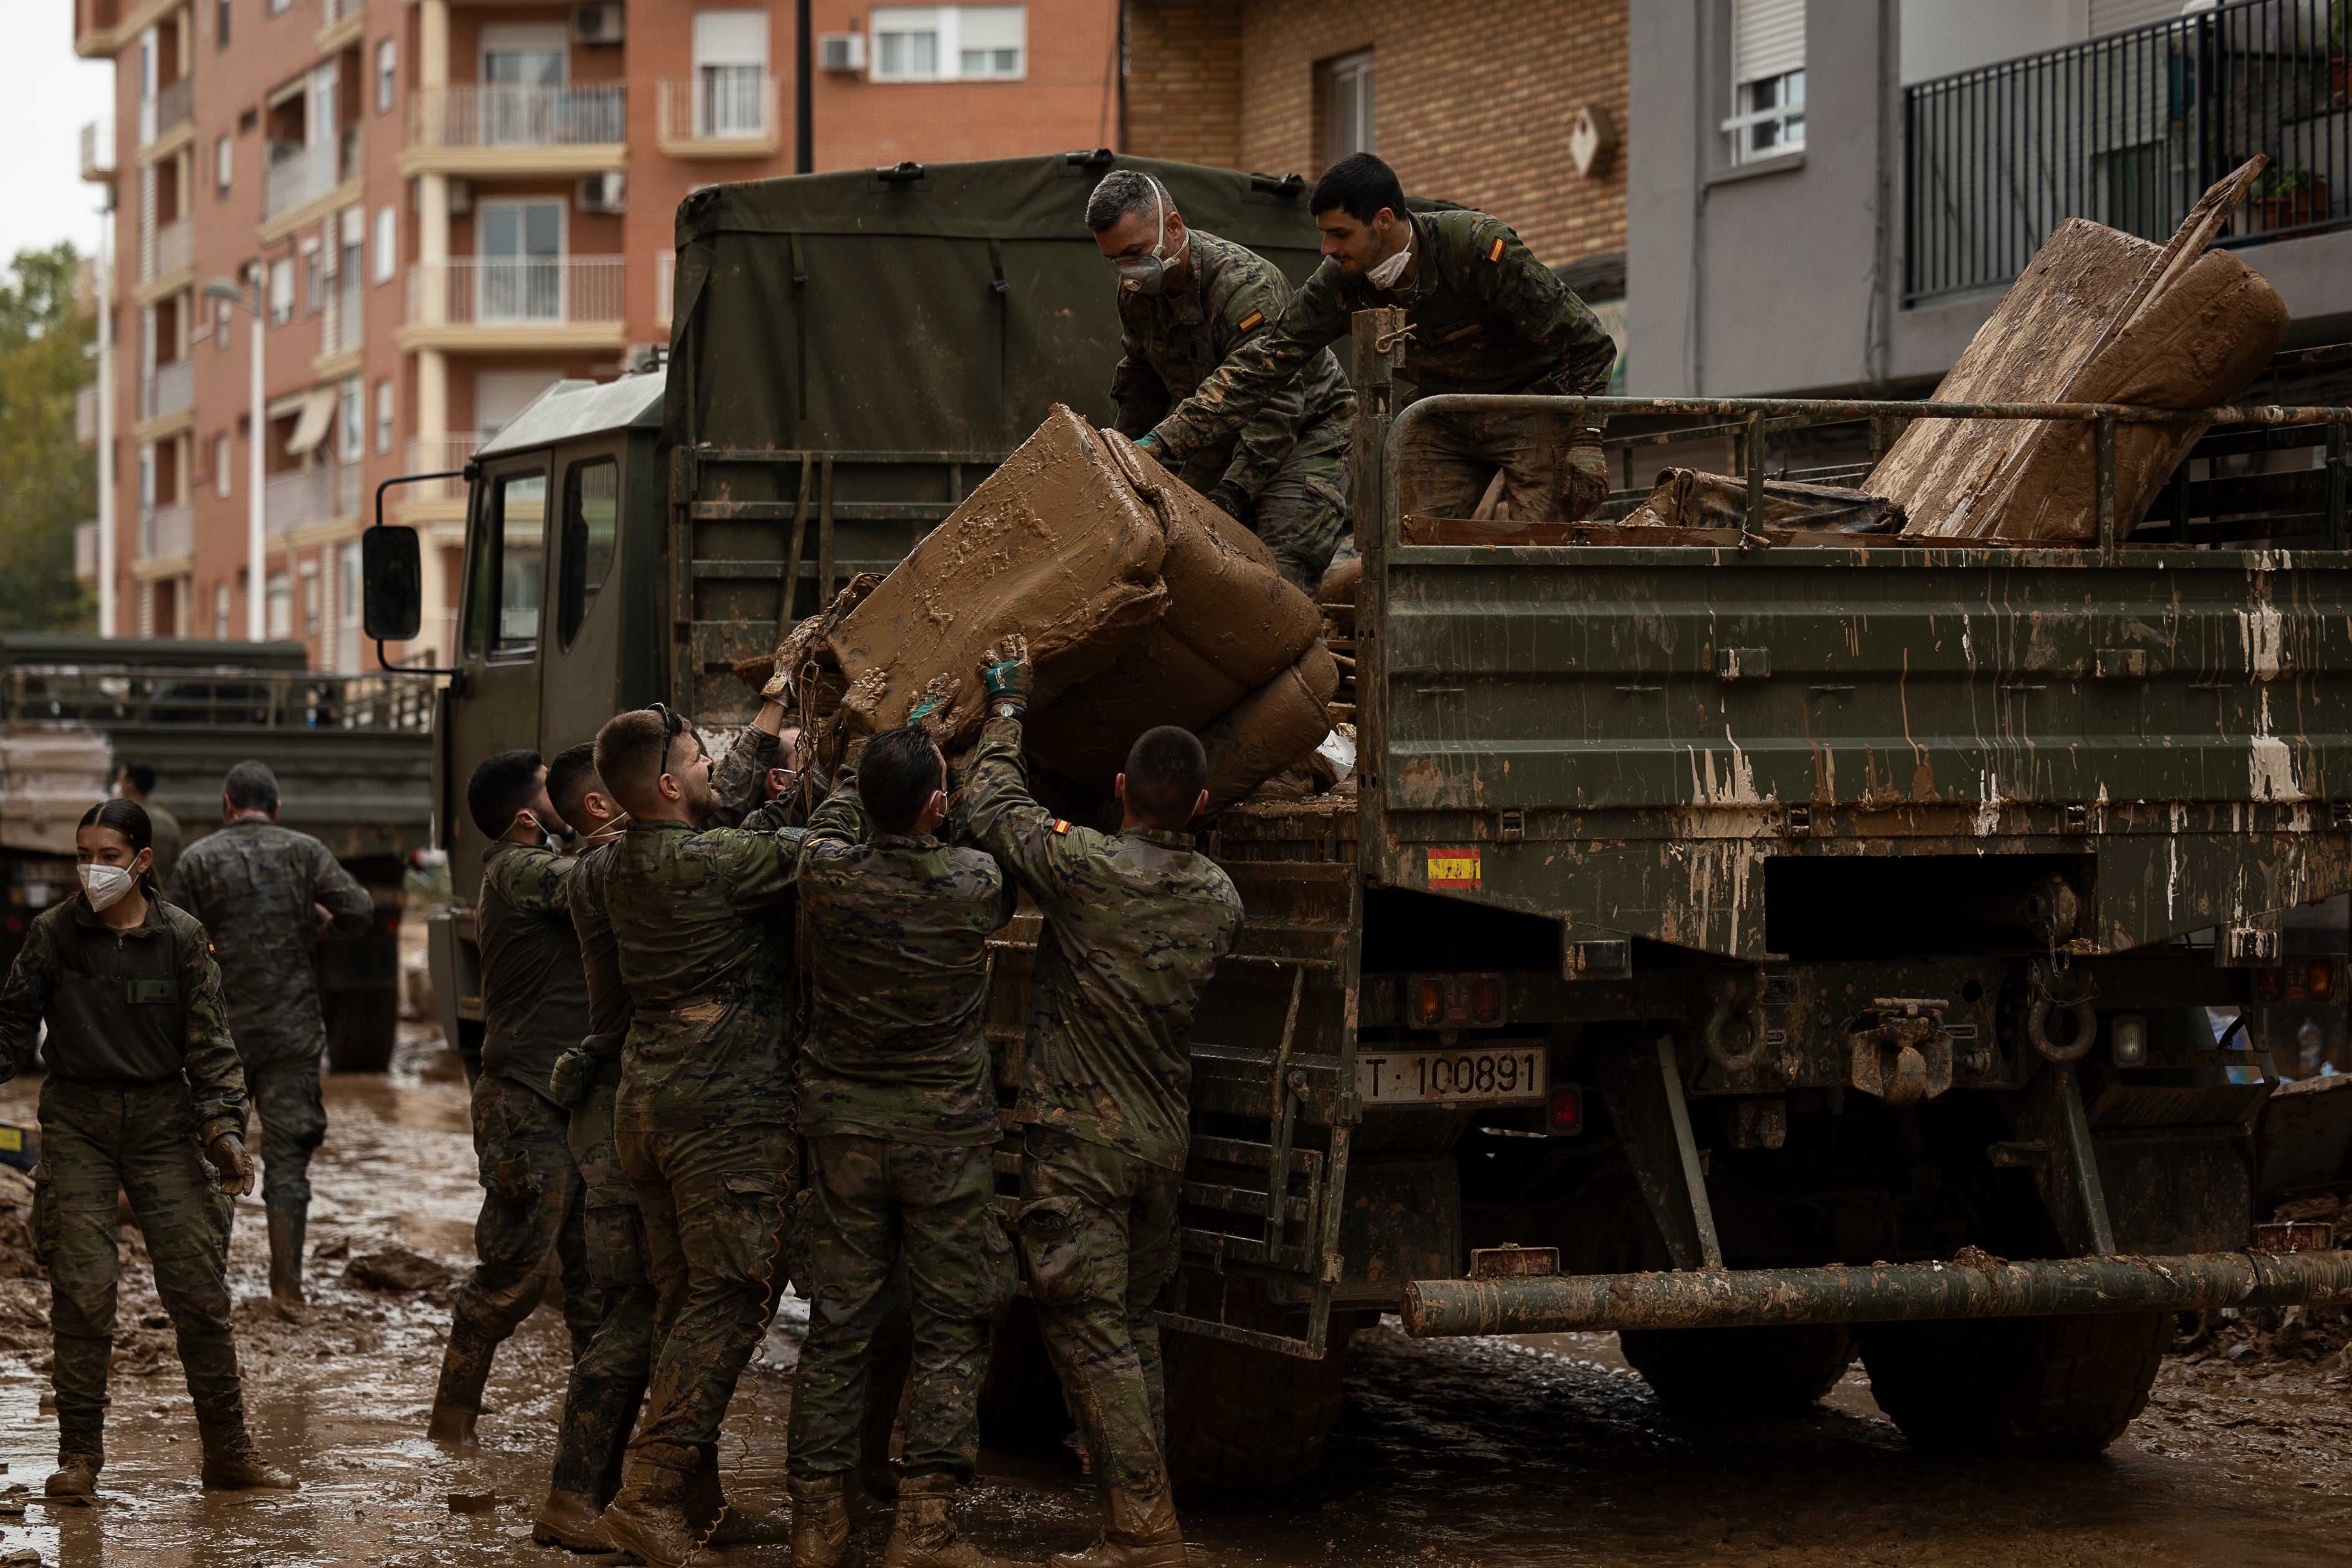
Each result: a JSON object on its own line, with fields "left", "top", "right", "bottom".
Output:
{"left": 0, "top": 243, "right": 96, "bottom": 632}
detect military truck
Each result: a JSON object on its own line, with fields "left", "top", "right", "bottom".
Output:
{"left": 363, "top": 152, "right": 2352, "bottom": 1491}
{"left": 0, "top": 635, "right": 434, "bottom": 1071}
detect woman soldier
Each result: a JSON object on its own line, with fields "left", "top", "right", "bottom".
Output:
{"left": 0, "top": 799, "right": 296, "bottom": 1497}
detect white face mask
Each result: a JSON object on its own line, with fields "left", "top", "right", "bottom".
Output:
{"left": 80, "top": 863, "right": 136, "bottom": 912}
{"left": 1367, "top": 225, "right": 1413, "bottom": 290}
{"left": 1114, "top": 179, "right": 1190, "bottom": 297}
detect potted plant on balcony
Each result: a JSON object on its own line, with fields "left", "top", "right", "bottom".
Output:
{"left": 2259, "top": 167, "right": 2329, "bottom": 230}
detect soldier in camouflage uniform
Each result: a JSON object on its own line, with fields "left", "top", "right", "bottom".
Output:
{"left": 115, "top": 762, "right": 183, "bottom": 884}
{"left": 589, "top": 701, "right": 805, "bottom": 1568}
{"left": 783, "top": 722, "right": 1022, "bottom": 1568}
{"left": 167, "top": 758, "right": 373, "bottom": 1313}
{"left": 426, "top": 750, "right": 600, "bottom": 1449}
{"left": 1, "top": 798, "right": 294, "bottom": 1497}
{"left": 964, "top": 638, "right": 1245, "bottom": 1568}
{"left": 1086, "top": 169, "right": 1355, "bottom": 593}
{"left": 1136, "top": 152, "right": 1620, "bottom": 529}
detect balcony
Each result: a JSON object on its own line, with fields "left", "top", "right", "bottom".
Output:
{"left": 264, "top": 127, "right": 361, "bottom": 232}
{"left": 139, "top": 77, "right": 193, "bottom": 151}
{"left": 656, "top": 73, "right": 782, "bottom": 158}
{"left": 141, "top": 215, "right": 191, "bottom": 286}
{"left": 321, "top": 275, "right": 364, "bottom": 361}
{"left": 139, "top": 357, "right": 192, "bottom": 426}
{"left": 399, "top": 433, "right": 484, "bottom": 521}
{"left": 401, "top": 256, "right": 630, "bottom": 351}
{"left": 73, "top": 0, "right": 121, "bottom": 56}
{"left": 80, "top": 119, "right": 114, "bottom": 182}
{"left": 266, "top": 464, "right": 358, "bottom": 537}
{"left": 317, "top": 0, "right": 364, "bottom": 49}
{"left": 404, "top": 85, "right": 627, "bottom": 175}
{"left": 1906, "top": 0, "right": 2352, "bottom": 303}
{"left": 139, "top": 502, "right": 191, "bottom": 562}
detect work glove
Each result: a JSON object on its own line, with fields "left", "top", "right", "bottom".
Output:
{"left": 905, "top": 673, "right": 958, "bottom": 737}
{"left": 206, "top": 1132, "right": 255, "bottom": 1197}
{"left": 548, "top": 1047, "right": 597, "bottom": 1108}
{"left": 1132, "top": 431, "right": 1162, "bottom": 454}
{"left": 1205, "top": 480, "right": 1255, "bottom": 527}
{"left": 979, "top": 635, "right": 1034, "bottom": 714}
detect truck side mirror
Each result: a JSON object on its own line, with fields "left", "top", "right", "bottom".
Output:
{"left": 362, "top": 526, "right": 424, "bottom": 642}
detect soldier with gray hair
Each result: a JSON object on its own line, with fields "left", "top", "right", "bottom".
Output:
{"left": 1086, "top": 167, "right": 1354, "bottom": 592}
{"left": 167, "top": 759, "right": 373, "bottom": 1315}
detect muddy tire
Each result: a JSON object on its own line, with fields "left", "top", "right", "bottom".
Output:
{"left": 1855, "top": 1311, "right": 2168, "bottom": 1454}
{"left": 1618, "top": 1323, "right": 1855, "bottom": 1412}
{"left": 1164, "top": 1309, "right": 1359, "bottom": 1497}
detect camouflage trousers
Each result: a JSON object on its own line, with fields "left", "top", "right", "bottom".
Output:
{"left": 1398, "top": 404, "right": 1608, "bottom": 524}
{"left": 1251, "top": 421, "right": 1353, "bottom": 595}
{"left": 548, "top": 1070, "right": 656, "bottom": 1500}
{"left": 614, "top": 1120, "right": 795, "bottom": 1477}
{"left": 30, "top": 1076, "right": 243, "bottom": 1435}
{"left": 452, "top": 1073, "right": 598, "bottom": 1355}
{"left": 1017, "top": 1125, "right": 1182, "bottom": 1505}
{"left": 787, "top": 1135, "right": 1013, "bottom": 1480}
{"left": 241, "top": 1054, "right": 327, "bottom": 1206}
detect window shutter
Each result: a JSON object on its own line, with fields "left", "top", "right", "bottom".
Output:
{"left": 1732, "top": 0, "right": 1805, "bottom": 85}
{"left": 692, "top": 10, "right": 769, "bottom": 67}
{"left": 958, "top": 6, "right": 1024, "bottom": 52}
{"left": 2088, "top": 0, "right": 2185, "bottom": 37}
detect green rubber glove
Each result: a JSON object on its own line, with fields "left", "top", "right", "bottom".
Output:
{"left": 979, "top": 633, "right": 1034, "bottom": 714}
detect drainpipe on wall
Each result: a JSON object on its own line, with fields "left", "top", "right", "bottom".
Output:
{"left": 796, "top": 0, "right": 813, "bottom": 174}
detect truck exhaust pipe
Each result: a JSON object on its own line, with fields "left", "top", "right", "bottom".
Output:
{"left": 1401, "top": 1248, "right": 2352, "bottom": 1338}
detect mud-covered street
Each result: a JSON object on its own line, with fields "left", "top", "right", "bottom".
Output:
{"left": 1, "top": 1032, "right": 2350, "bottom": 1568}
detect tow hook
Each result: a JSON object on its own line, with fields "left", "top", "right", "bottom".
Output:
{"left": 1850, "top": 997, "right": 1954, "bottom": 1105}
{"left": 2025, "top": 959, "right": 2099, "bottom": 1063}
{"left": 1701, "top": 967, "right": 1771, "bottom": 1073}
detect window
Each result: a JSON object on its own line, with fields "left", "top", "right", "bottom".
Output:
{"left": 338, "top": 541, "right": 362, "bottom": 671}
{"left": 372, "top": 205, "right": 395, "bottom": 283}
{"left": 301, "top": 561, "right": 320, "bottom": 635}
{"left": 303, "top": 240, "right": 322, "bottom": 312}
{"left": 213, "top": 579, "right": 230, "bottom": 640}
{"left": 1323, "top": 50, "right": 1375, "bottom": 165}
{"left": 692, "top": 11, "right": 769, "bottom": 138}
{"left": 376, "top": 39, "right": 396, "bottom": 113}
{"left": 373, "top": 377, "right": 394, "bottom": 454}
{"left": 215, "top": 294, "right": 231, "bottom": 348}
{"left": 1726, "top": 0, "right": 1804, "bottom": 161}
{"left": 266, "top": 571, "right": 291, "bottom": 638}
{"left": 337, "top": 376, "right": 363, "bottom": 464}
{"left": 870, "top": 6, "right": 1024, "bottom": 82}
{"left": 216, "top": 0, "right": 229, "bottom": 48}
{"left": 558, "top": 458, "right": 618, "bottom": 650}
{"left": 267, "top": 256, "right": 292, "bottom": 324}
{"left": 215, "top": 134, "right": 231, "bottom": 195}
{"left": 215, "top": 432, "right": 231, "bottom": 498}
{"left": 480, "top": 23, "right": 567, "bottom": 144}
{"left": 268, "top": 0, "right": 288, "bottom": 14}
{"left": 467, "top": 470, "right": 548, "bottom": 656}
{"left": 478, "top": 200, "right": 564, "bottom": 322}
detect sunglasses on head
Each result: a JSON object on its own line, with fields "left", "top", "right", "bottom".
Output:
{"left": 648, "top": 702, "right": 684, "bottom": 777}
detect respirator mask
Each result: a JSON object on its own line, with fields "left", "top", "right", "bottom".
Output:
{"left": 1114, "top": 179, "right": 1190, "bottom": 297}
{"left": 80, "top": 863, "right": 136, "bottom": 912}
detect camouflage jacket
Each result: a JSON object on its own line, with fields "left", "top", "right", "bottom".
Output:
{"left": 167, "top": 819, "right": 373, "bottom": 1067}
{"left": 145, "top": 800, "right": 185, "bottom": 887}
{"left": 478, "top": 841, "right": 591, "bottom": 1105}
{"left": 964, "top": 715, "right": 1244, "bottom": 1171}
{"left": 796, "top": 771, "right": 1016, "bottom": 1146}
{"left": 1147, "top": 208, "right": 1618, "bottom": 465}
{"left": 1109, "top": 228, "right": 1354, "bottom": 501}
{"left": 569, "top": 841, "right": 629, "bottom": 1068}
{"left": 0, "top": 894, "right": 248, "bottom": 1146}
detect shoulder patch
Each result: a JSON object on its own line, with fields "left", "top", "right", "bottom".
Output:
{"left": 1050, "top": 819, "right": 1071, "bottom": 836}
{"left": 1236, "top": 308, "right": 1264, "bottom": 333}
{"left": 1487, "top": 236, "right": 1506, "bottom": 263}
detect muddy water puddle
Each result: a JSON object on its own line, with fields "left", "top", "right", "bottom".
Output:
{"left": 1, "top": 1036, "right": 2348, "bottom": 1566}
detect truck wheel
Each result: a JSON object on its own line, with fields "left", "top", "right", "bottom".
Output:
{"left": 1164, "top": 1307, "right": 1359, "bottom": 1497}
{"left": 1856, "top": 1311, "right": 2167, "bottom": 1454}
{"left": 1618, "top": 1324, "right": 1855, "bottom": 1412}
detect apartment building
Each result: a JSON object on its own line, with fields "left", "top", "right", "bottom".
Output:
{"left": 74, "top": 0, "right": 1121, "bottom": 666}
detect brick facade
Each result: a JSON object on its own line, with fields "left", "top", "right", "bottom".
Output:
{"left": 1123, "top": 0, "right": 1626, "bottom": 268}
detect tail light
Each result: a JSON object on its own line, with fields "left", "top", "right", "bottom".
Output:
{"left": 2309, "top": 959, "right": 2338, "bottom": 1002}
{"left": 1470, "top": 976, "right": 1505, "bottom": 1025}
{"left": 1547, "top": 1085, "right": 1584, "bottom": 1136}
{"left": 2255, "top": 966, "right": 2286, "bottom": 1004}
{"left": 1408, "top": 978, "right": 1446, "bottom": 1029}
{"left": 1401, "top": 973, "right": 1510, "bottom": 1030}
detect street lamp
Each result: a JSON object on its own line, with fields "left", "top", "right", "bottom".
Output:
{"left": 202, "top": 273, "right": 266, "bottom": 642}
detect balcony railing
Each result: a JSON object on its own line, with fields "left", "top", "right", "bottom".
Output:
{"left": 322, "top": 276, "right": 364, "bottom": 357}
{"left": 401, "top": 433, "right": 485, "bottom": 508}
{"left": 407, "top": 256, "right": 628, "bottom": 327}
{"left": 80, "top": 119, "right": 113, "bottom": 180}
{"left": 264, "top": 127, "right": 360, "bottom": 223}
{"left": 139, "top": 358, "right": 192, "bottom": 424}
{"left": 142, "top": 215, "right": 191, "bottom": 284}
{"left": 139, "top": 77, "right": 193, "bottom": 149}
{"left": 409, "top": 84, "right": 627, "bottom": 149}
{"left": 656, "top": 73, "right": 778, "bottom": 145}
{"left": 265, "top": 465, "right": 349, "bottom": 536}
{"left": 0, "top": 663, "right": 436, "bottom": 732}
{"left": 139, "top": 502, "right": 191, "bottom": 561}
{"left": 1907, "top": 0, "right": 2352, "bottom": 303}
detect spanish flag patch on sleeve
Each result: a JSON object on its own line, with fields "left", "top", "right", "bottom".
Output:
{"left": 1236, "top": 309, "right": 1264, "bottom": 332}
{"left": 1487, "top": 236, "right": 1507, "bottom": 263}
{"left": 1050, "top": 818, "right": 1071, "bottom": 835}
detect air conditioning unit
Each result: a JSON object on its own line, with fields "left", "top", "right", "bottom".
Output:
{"left": 819, "top": 32, "right": 866, "bottom": 72}
{"left": 573, "top": 3, "right": 623, "bottom": 45}
{"left": 577, "top": 170, "right": 626, "bottom": 213}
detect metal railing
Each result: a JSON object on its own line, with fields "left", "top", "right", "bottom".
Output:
{"left": 138, "top": 501, "right": 191, "bottom": 561}
{"left": 266, "top": 465, "right": 341, "bottom": 535}
{"left": 1908, "top": 0, "right": 2352, "bottom": 303}
{"left": 139, "top": 76, "right": 192, "bottom": 148}
{"left": 322, "top": 275, "right": 363, "bottom": 355}
{"left": 143, "top": 215, "right": 190, "bottom": 284}
{"left": 139, "top": 357, "right": 192, "bottom": 423}
{"left": 263, "top": 127, "right": 360, "bottom": 223}
{"left": 0, "top": 664, "right": 437, "bottom": 733}
{"left": 406, "top": 256, "right": 627, "bottom": 327}
{"left": 401, "top": 433, "right": 485, "bottom": 507}
{"left": 79, "top": 119, "right": 113, "bottom": 179}
{"left": 409, "top": 83, "right": 627, "bottom": 149}
{"left": 656, "top": 72, "right": 777, "bottom": 142}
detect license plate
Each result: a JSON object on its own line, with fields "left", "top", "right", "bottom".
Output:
{"left": 1356, "top": 1045, "right": 1548, "bottom": 1106}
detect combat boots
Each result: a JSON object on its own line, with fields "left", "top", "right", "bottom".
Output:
{"left": 44, "top": 1418, "right": 102, "bottom": 1502}
{"left": 595, "top": 1462, "right": 701, "bottom": 1568}
{"left": 426, "top": 1318, "right": 500, "bottom": 1447}
{"left": 264, "top": 1192, "right": 309, "bottom": 1317}
{"left": 884, "top": 1472, "right": 1025, "bottom": 1568}
{"left": 684, "top": 1442, "right": 791, "bottom": 1546}
{"left": 198, "top": 1419, "right": 299, "bottom": 1490}
{"left": 788, "top": 1471, "right": 861, "bottom": 1568}
{"left": 531, "top": 1488, "right": 605, "bottom": 1552}
{"left": 536, "top": 1374, "right": 643, "bottom": 1547}
{"left": 1048, "top": 1485, "right": 1185, "bottom": 1568}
